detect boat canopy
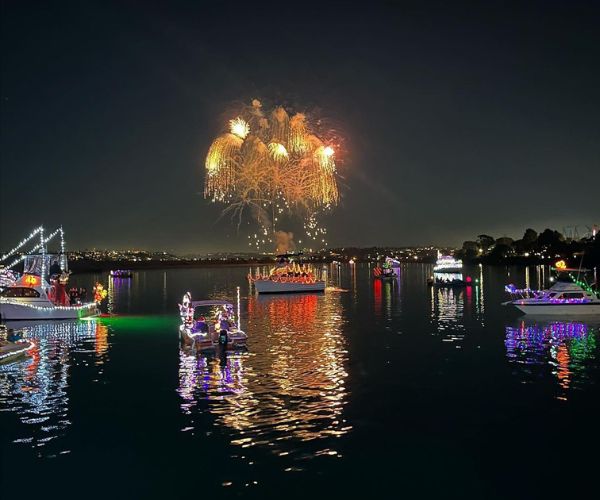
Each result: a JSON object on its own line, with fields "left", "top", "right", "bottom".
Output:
{"left": 190, "top": 300, "right": 233, "bottom": 308}
{"left": 23, "top": 254, "right": 67, "bottom": 278}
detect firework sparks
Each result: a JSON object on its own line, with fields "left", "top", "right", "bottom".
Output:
{"left": 204, "top": 100, "right": 341, "bottom": 250}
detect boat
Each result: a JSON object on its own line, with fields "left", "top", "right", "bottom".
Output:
{"left": 0, "top": 227, "right": 99, "bottom": 321}
{"left": 110, "top": 269, "right": 133, "bottom": 278}
{"left": 503, "top": 262, "right": 600, "bottom": 315}
{"left": 0, "top": 326, "right": 34, "bottom": 363}
{"left": 428, "top": 252, "right": 471, "bottom": 287}
{"left": 178, "top": 293, "right": 247, "bottom": 351}
{"left": 248, "top": 253, "right": 326, "bottom": 294}
{"left": 373, "top": 260, "right": 397, "bottom": 280}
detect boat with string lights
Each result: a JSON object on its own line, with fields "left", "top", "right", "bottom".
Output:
{"left": 178, "top": 292, "right": 247, "bottom": 351}
{"left": 427, "top": 252, "right": 471, "bottom": 287}
{"left": 248, "top": 253, "right": 326, "bottom": 293}
{"left": 503, "top": 260, "right": 600, "bottom": 315}
{"left": 0, "top": 326, "right": 34, "bottom": 363}
{"left": 0, "top": 227, "right": 99, "bottom": 321}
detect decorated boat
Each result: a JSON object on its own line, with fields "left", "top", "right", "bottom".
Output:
{"left": 373, "top": 259, "right": 397, "bottom": 280}
{"left": 428, "top": 252, "right": 471, "bottom": 287}
{"left": 0, "top": 227, "right": 99, "bottom": 321}
{"left": 110, "top": 269, "right": 133, "bottom": 278}
{"left": 178, "top": 292, "right": 247, "bottom": 351}
{"left": 503, "top": 261, "right": 600, "bottom": 315}
{"left": 0, "top": 326, "right": 34, "bottom": 363}
{"left": 248, "top": 253, "right": 326, "bottom": 294}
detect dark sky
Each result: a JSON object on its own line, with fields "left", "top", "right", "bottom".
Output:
{"left": 1, "top": 0, "right": 599, "bottom": 253}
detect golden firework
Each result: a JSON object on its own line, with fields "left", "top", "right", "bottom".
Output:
{"left": 204, "top": 101, "right": 340, "bottom": 248}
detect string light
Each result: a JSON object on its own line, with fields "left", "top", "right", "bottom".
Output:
{"left": 0, "top": 226, "right": 43, "bottom": 261}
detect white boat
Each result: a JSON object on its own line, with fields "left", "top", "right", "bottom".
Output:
{"left": 0, "top": 274, "right": 98, "bottom": 321}
{"left": 0, "top": 227, "right": 98, "bottom": 321}
{"left": 433, "top": 253, "right": 463, "bottom": 273}
{"left": 178, "top": 293, "right": 247, "bottom": 351}
{"left": 428, "top": 252, "right": 470, "bottom": 287}
{"left": 0, "top": 326, "right": 35, "bottom": 363}
{"left": 504, "top": 279, "right": 600, "bottom": 316}
{"left": 253, "top": 279, "right": 326, "bottom": 293}
{"left": 249, "top": 253, "right": 326, "bottom": 294}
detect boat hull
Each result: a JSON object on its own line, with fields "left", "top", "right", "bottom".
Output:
{"left": 253, "top": 280, "right": 326, "bottom": 294}
{"left": 0, "top": 302, "right": 98, "bottom": 321}
{"left": 513, "top": 303, "right": 600, "bottom": 315}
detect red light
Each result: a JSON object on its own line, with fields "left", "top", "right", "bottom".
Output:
{"left": 466, "top": 276, "right": 472, "bottom": 283}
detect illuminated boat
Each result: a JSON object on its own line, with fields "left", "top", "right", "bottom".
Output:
{"left": 109, "top": 269, "right": 133, "bottom": 279}
{"left": 373, "top": 260, "right": 397, "bottom": 280}
{"left": 248, "top": 253, "right": 326, "bottom": 294}
{"left": 109, "top": 269, "right": 133, "bottom": 278}
{"left": 0, "top": 273, "right": 98, "bottom": 321}
{"left": 503, "top": 262, "right": 600, "bottom": 315}
{"left": 0, "top": 227, "right": 98, "bottom": 321}
{"left": 0, "top": 326, "right": 34, "bottom": 363}
{"left": 178, "top": 293, "right": 247, "bottom": 351}
{"left": 428, "top": 253, "right": 470, "bottom": 287}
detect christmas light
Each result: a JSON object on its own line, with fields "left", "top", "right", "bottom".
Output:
{"left": 0, "top": 226, "right": 43, "bottom": 261}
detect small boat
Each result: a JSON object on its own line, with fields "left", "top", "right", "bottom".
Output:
{"left": 0, "top": 326, "right": 34, "bottom": 364}
{"left": 373, "top": 263, "right": 397, "bottom": 280}
{"left": 178, "top": 293, "right": 247, "bottom": 352}
{"left": 110, "top": 270, "right": 133, "bottom": 278}
{"left": 249, "top": 253, "right": 326, "bottom": 294}
{"left": 503, "top": 277, "right": 600, "bottom": 315}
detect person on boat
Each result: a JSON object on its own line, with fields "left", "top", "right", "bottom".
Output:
{"left": 49, "top": 260, "right": 61, "bottom": 277}
{"left": 196, "top": 316, "right": 208, "bottom": 333}
{"left": 79, "top": 287, "right": 87, "bottom": 301}
{"left": 218, "top": 329, "right": 229, "bottom": 346}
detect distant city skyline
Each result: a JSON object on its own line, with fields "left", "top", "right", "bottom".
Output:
{"left": 1, "top": 2, "right": 599, "bottom": 253}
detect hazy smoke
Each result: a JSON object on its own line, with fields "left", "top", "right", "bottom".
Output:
{"left": 274, "top": 231, "right": 296, "bottom": 254}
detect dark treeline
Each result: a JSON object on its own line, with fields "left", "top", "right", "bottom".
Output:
{"left": 457, "top": 228, "right": 600, "bottom": 267}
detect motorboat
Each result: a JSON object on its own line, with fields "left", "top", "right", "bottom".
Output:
{"left": 0, "top": 226, "right": 99, "bottom": 321}
{"left": 373, "top": 260, "right": 397, "bottom": 280}
{"left": 110, "top": 270, "right": 133, "bottom": 278}
{"left": 0, "top": 326, "right": 34, "bottom": 363}
{"left": 178, "top": 293, "right": 247, "bottom": 352}
{"left": 248, "top": 253, "right": 326, "bottom": 294}
{"left": 428, "top": 253, "right": 470, "bottom": 288}
{"left": 503, "top": 263, "right": 600, "bottom": 315}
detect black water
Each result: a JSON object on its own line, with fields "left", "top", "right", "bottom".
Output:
{"left": 1, "top": 264, "right": 599, "bottom": 499}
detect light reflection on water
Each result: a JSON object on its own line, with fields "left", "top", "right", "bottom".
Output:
{"left": 505, "top": 320, "right": 598, "bottom": 399}
{"left": 177, "top": 291, "right": 349, "bottom": 460}
{"left": 0, "top": 320, "right": 109, "bottom": 456}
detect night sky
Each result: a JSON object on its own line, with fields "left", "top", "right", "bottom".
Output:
{"left": 1, "top": 1, "right": 599, "bottom": 253}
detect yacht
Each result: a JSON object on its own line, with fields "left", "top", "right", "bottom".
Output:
{"left": 504, "top": 269, "right": 600, "bottom": 315}
{"left": 0, "top": 226, "right": 99, "bottom": 321}
{"left": 428, "top": 252, "right": 470, "bottom": 287}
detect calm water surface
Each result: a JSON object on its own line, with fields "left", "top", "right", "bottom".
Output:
{"left": 1, "top": 264, "right": 599, "bottom": 498}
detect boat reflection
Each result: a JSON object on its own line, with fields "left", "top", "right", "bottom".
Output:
{"left": 0, "top": 319, "right": 110, "bottom": 455}
{"left": 177, "top": 292, "right": 350, "bottom": 458}
{"left": 505, "top": 319, "right": 598, "bottom": 399}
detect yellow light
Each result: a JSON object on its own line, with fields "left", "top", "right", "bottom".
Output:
{"left": 555, "top": 260, "right": 567, "bottom": 270}
{"left": 229, "top": 117, "right": 250, "bottom": 139}
{"left": 268, "top": 142, "right": 289, "bottom": 161}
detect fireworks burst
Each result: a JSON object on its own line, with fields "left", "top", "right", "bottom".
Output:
{"left": 204, "top": 100, "right": 341, "bottom": 250}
